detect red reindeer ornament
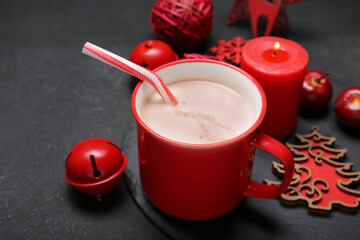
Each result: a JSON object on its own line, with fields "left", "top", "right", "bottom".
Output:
{"left": 227, "top": 0, "right": 304, "bottom": 37}
{"left": 249, "top": 0, "right": 281, "bottom": 37}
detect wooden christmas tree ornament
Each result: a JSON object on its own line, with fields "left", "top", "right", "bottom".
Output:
{"left": 264, "top": 126, "right": 360, "bottom": 215}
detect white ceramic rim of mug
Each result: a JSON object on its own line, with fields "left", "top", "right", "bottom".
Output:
{"left": 131, "top": 59, "right": 267, "bottom": 149}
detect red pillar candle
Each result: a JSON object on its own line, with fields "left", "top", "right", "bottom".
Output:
{"left": 241, "top": 36, "right": 308, "bottom": 140}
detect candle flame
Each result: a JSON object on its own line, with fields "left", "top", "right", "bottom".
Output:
{"left": 274, "top": 42, "right": 280, "bottom": 52}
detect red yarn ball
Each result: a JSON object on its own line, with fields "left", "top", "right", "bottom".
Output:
{"left": 150, "top": 0, "right": 214, "bottom": 52}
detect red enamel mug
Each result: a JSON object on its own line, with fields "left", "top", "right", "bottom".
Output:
{"left": 131, "top": 59, "right": 294, "bottom": 220}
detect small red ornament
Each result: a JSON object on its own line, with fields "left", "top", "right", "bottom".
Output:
{"left": 227, "top": 0, "right": 303, "bottom": 37}
{"left": 335, "top": 87, "right": 360, "bottom": 128}
{"left": 208, "top": 36, "right": 247, "bottom": 66}
{"left": 129, "top": 40, "right": 178, "bottom": 70}
{"left": 301, "top": 70, "right": 332, "bottom": 112}
{"left": 65, "top": 138, "right": 127, "bottom": 195}
{"left": 150, "top": 0, "right": 214, "bottom": 51}
{"left": 265, "top": 126, "right": 360, "bottom": 215}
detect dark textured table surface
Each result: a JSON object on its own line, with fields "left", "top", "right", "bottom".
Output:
{"left": 1, "top": 0, "right": 359, "bottom": 239}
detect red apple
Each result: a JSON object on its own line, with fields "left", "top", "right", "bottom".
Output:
{"left": 334, "top": 87, "right": 360, "bottom": 128}
{"left": 300, "top": 70, "right": 333, "bottom": 111}
{"left": 129, "top": 39, "right": 178, "bottom": 70}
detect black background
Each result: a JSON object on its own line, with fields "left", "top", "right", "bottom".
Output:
{"left": 0, "top": 0, "right": 359, "bottom": 239}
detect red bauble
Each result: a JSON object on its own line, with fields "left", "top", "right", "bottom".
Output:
{"left": 334, "top": 87, "right": 360, "bottom": 128}
{"left": 150, "top": 0, "right": 214, "bottom": 51}
{"left": 301, "top": 70, "right": 332, "bottom": 111}
{"left": 65, "top": 138, "right": 127, "bottom": 195}
{"left": 130, "top": 40, "right": 178, "bottom": 70}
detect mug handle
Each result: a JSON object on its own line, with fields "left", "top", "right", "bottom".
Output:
{"left": 244, "top": 131, "right": 294, "bottom": 198}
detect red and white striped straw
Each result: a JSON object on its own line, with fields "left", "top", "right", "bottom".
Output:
{"left": 82, "top": 42, "right": 177, "bottom": 105}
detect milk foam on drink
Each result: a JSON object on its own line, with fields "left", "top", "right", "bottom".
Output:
{"left": 140, "top": 80, "right": 257, "bottom": 144}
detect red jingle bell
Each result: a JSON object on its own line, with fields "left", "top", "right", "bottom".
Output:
{"left": 65, "top": 138, "right": 127, "bottom": 195}
{"left": 129, "top": 39, "right": 178, "bottom": 70}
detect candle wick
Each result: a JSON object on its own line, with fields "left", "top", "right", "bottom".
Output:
{"left": 272, "top": 50, "right": 277, "bottom": 57}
